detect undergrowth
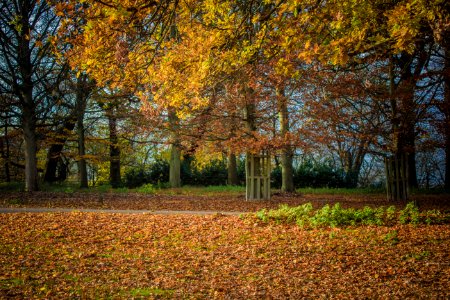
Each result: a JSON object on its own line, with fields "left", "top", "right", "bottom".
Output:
{"left": 255, "top": 202, "right": 450, "bottom": 229}
{"left": 296, "top": 187, "right": 384, "bottom": 195}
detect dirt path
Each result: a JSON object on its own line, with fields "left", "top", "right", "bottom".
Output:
{"left": 0, "top": 207, "right": 244, "bottom": 215}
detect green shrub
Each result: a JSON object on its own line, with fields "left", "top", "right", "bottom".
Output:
{"left": 126, "top": 158, "right": 233, "bottom": 188}
{"left": 255, "top": 203, "right": 314, "bottom": 225}
{"left": 399, "top": 202, "right": 420, "bottom": 225}
{"left": 124, "top": 168, "right": 151, "bottom": 189}
{"left": 136, "top": 183, "right": 156, "bottom": 194}
{"left": 309, "top": 203, "right": 366, "bottom": 228}
{"left": 294, "top": 159, "right": 345, "bottom": 189}
{"left": 423, "top": 209, "right": 449, "bottom": 225}
{"left": 385, "top": 206, "right": 397, "bottom": 225}
{"left": 0, "top": 182, "right": 24, "bottom": 192}
{"left": 255, "top": 202, "right": 449, "bottom": 229}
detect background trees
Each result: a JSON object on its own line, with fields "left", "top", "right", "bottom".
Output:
{"left": 0, "top": 0, "right": 448, "bottom": 192}
{"left": 0, "top": 0, "right": 69, "bottom": 191}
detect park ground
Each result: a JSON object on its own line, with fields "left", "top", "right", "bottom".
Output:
{"left": 1, "top": 188, "right": 449, "bottom": 298}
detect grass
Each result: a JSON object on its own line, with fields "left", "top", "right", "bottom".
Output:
{"left": 296, "top": 187, "right": 385, "bottom": 195}
{"left": 130, "top": 288, "right": 174, "bottom": 297}
{"left": 2, "top": 181, "right": 449, "bottom": 199}
{"left": 159, "top": 185, "right": 245, "bottom": 196}
{"left": 0, "top": 181, "right": 24, "bottom": 192}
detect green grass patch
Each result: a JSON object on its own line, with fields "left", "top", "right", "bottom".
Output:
{"left": 409, "top": 187, "right": 450, "bottom": 195}
{"left": 0, "top": 182, "right": 24, "bottom": 192}
{"left": 135, "top": 183, "right": 156, "bottom": 194}
{"left": 0, "top": 277, "right": 24, "bottom": 288}
{"left": 129, "top": 287, "right": 174, "bottom": 297}
{"left": 296, "top": 187, "right": 385, "bottom": 195}
{"left": 156, "top": 185, "right": 245, "bottom": 196}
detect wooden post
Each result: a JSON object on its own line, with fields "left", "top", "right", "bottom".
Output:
{"left": 246, "top": 152, "right": 271, "bottom": 200}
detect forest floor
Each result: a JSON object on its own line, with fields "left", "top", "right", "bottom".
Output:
{"left": 0, "top": 190, "right": 449, "bottom": 212}
{"left": 1, "top": 211, "right": 449, "bottom": 299}
{"left": 1, "top": 191, "right": 449, "bottom": 299}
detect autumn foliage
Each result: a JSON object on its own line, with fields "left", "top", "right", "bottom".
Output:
{"left": 1, "top": 212, "right": 449, "bottom": 298}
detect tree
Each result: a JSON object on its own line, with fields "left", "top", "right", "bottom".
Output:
{"left": 74, "top": 74, "right": 93, "bottom": 188}
{"left": 0, "top": 0, "right": 66, "bottom": 191}
{"left": 269, "top": 0, "right": 448, "bottom": 192}
{"left": 227, "top": 152, "right": 239, "bottom": 185}
{"left": 58, "top": 0, "right": 448, "bottom": 192}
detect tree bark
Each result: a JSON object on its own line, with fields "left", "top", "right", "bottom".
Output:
{"left": 277, "top": 88, "right": 294, "bottom": 192}
{"left": 444, "top": 45, "right": 450, "bottom": 190}
{"left": 169, "top": 143, "right": 181, "bottom": 188}
{"left": 108, "top": 108, "right": 121, "bottom": 188}
{"left": 168, "top": 109, "right": 181, "bottom": 188}
{"left": 76, "top": 76, "right": 89, "bottom": 188}
{"left": 44, "top": 116, "right": 76, "bottom": 183}
{"left": 227, "top": 151, "right": 239, "bottom": 185}
{"left": 77, "top": 116, "right": 88, "bottom": 188}
{"left": 340, "top": 140, "right": 367, "bottom": 188}
{"left": 22, "top": 102, "right": 38, "bottom": 192}
{"left": 1, "top": 122, "right": 11, "bottom": 182}
{"left": 18, "top": 5, "right": 39, "bottom": 191}
{"left": 390, "top": 52, "right": 420, "bottom": 191}
{"left": 397, "top": 54, "right": 418, "bottom": 189}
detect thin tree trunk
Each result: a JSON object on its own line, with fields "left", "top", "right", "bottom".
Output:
{"left": 44, "top": 147, "right": 64, "bottom": 182}
{"left": 227, "top": 151, "right": 239, "bottom": 185}
{"left": 343, "top": 141, "right": 367, "bottom": 188}
{"left": 77, "top": 120, "right": 88, "bottom": 188}
{"left": 406, "top": 126, "right": 418, "bottom": 189}
{"left": 342, "top": 150, "right": 357, "bottom": 188}
{"left": 1, "top": 122, "right": 11, "bottom": 182}
{"left": 168, "top": 108, "right": 181, "bottom": 188}
{"left": 76, "top": 76, "right": 89, "bottom": 188}
{"left": 277, "top": 88, "right": 294, "bottom": 192}
{"left": 108, "top": 108, "right": 121, "bottom": 188}
{"left": 445, "top": 120, "right": 450, "bottom": 190}
{"left": 443, "top": 44, "right": 450, "bottom": 190}
{"left": 44, "top": 116, "right": 76, "bottom": 183}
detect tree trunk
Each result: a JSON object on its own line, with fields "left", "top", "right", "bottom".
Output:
{"left": 76, "top": 76, "right": 89, "bottom": 188}
{"left": 168, "top": 109, "right": 181, "bottom": 188}
{"left": 44, "top": 116, "right": 76, "bottom": 183}
{"left": 443, "top": 43, "right": 450, "bottom": 190}
{"left": 169, "top": 143, "right": 181, "bottom": 188}
{"left": 108, "top": 108, "right": 121, "bottom": 188}
{"left": 227, "top": 151, "right": 239, "bottom": 185}
{"left": 406, "top": 127, "right": 418, "bottom": 189}
{"left": 1, "top": 122, "right": 11, "bottom": 182}
{"left": 18, "top": 9, "right": 38, "bottom": 191}
{"left": 342, "top": 140, "right": 367, "bottom": 188}
{"left": 44, "top": 147, "right": 64, "bottom": 183}
{"left": 390, "top": 53, "right": 419, "bottom": 192}
{"left": 77, "top": 119, "right": 88, "bottom": 188}
{"left": 22, "top": 103, "right": 38, "bottom": 191}
{"left": 277, "top": 88, "right": 294, "bottom": 192}
{"left": 398, "top": 45, "right": 432, "bottom": 189}
{"left": 445, "top": 117, "right": 450, "bottom": 190}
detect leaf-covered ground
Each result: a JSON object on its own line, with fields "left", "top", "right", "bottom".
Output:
{"left": 1, "top": 191, "right": 449, "bottom": 212}
{"left": 1, "top": 212, "right": 449, "bottom": 299}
